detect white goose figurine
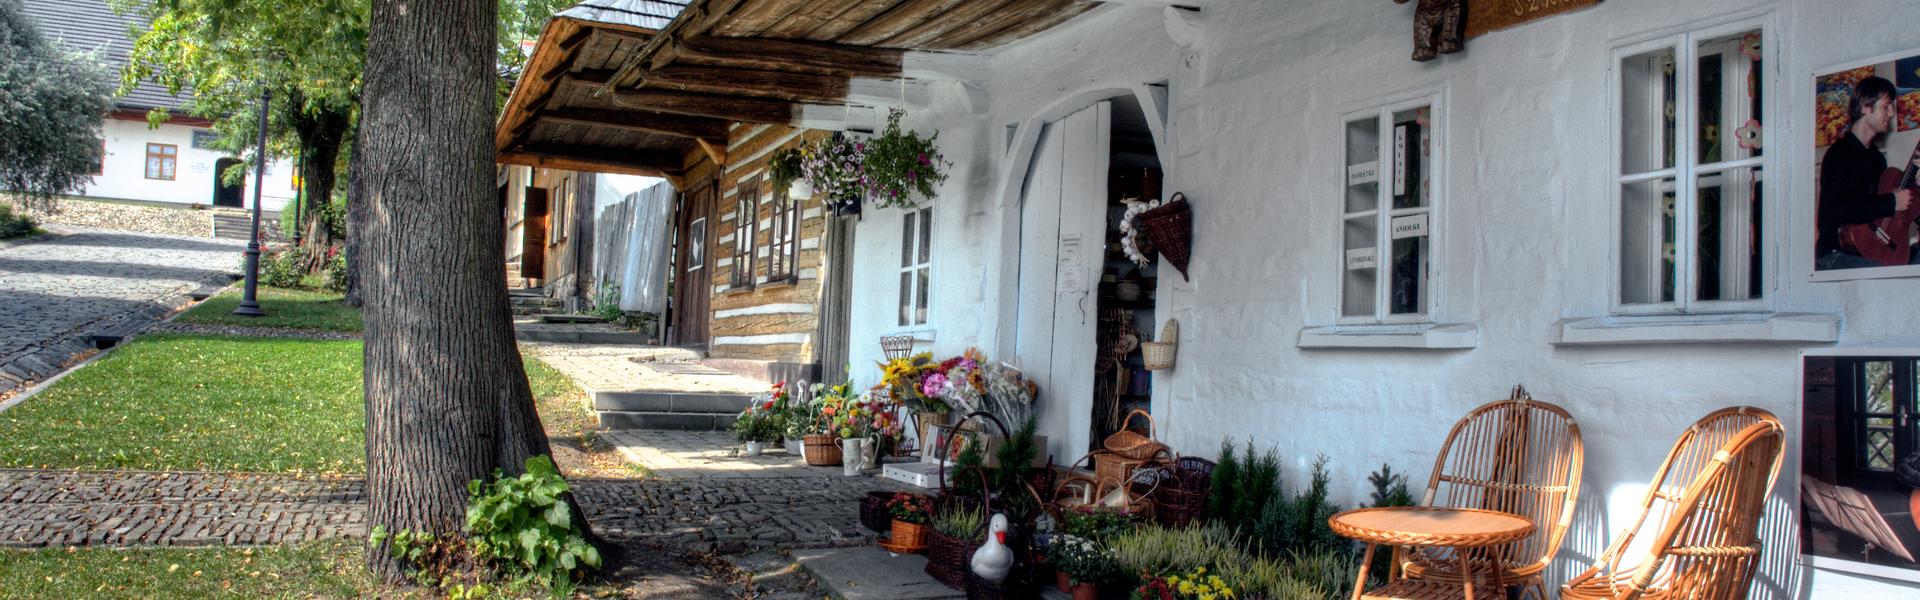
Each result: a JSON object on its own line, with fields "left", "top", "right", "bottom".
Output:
{"left": 970, "top": 513, "right": 1015, "bottom": 583}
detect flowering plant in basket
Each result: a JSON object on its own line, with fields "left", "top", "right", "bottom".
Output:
{"left": 860, "top": 108, "right": 949, "bottom": 209}
{"left": 886, "top": 493, "right": 932, "bottom": 525}
{"left": 800, "top": 134, "right": 866, "bottom": 214}
{"left": 1131, "top": 566, "right": 1236, "bottom": 600}
{"left": 1046, "top": 533, "right": 1118, "bottom": 585}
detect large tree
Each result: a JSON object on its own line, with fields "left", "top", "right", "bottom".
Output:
{"left": 0, "top": 0, "right": 113, "bottom": 211}
{"left": 356, "top": 0, "right": 597, "bottom": 580}
{"left": 117, "top": 0, "right": 366, "bottom": 263}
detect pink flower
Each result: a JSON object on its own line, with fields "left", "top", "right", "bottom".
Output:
{"left": 921, "top": 373, "right": 949, "bottom": 397}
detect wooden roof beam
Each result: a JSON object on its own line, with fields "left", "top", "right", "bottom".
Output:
{"left": 539, "top": 108, "right": 730, "bottom": 143}
{"left": 658, "top": 36, "right": 904, "bottom": 79}
{"left": 498, "top": 144, "right": 683, "bottom": 177}
{"left": 562, "top": 74, "right": 798, "bottom": 125}
{"left": 637, "top": 65, "right": 849, "bottom": 104}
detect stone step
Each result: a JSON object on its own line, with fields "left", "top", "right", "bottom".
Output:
{"left": 592, "top": 390, "right": 751, "bottom": 413}
{"left": 512, "top": 325, "right": 651, "bottom": 345}
{"left": 599, "top": 410, "right": 738, "bottom": 431}
{"left": 539, "top": 314, "right": 606, "bottom": 324}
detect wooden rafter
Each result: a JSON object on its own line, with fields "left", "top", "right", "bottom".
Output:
{"left": 838, "top": 0, "right": 967, "bottom": 46}
{"left": 499, "top": 143, "right": 683, "bottom": 175}
{"left": 538, "top": 108, "right": 730, "bottom": 143}
{"left": 655, "top": 36, "right": 904, "bottom": 78}
{"left": 880, "top": 0, "right": 1021, "bottom": 48}
{"left": 636, "top": 65, "right": 850, "bottom": 104}
{"left": 560, "top": 75, "right": 797, "bottom": 124}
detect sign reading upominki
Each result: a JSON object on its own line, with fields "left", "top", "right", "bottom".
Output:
{"left": 1466, "top": 0, "right": 1603, "bottom": 38}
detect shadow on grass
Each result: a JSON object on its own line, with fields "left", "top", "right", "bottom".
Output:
{"left": 177, "top": 287, "right": 362, "bottom": 332}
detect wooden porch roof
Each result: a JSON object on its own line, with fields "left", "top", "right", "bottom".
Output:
{"left": 496, "top": 0, "right": 1111, "bottom": 177}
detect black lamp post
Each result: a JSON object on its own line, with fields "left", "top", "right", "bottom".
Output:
{"left": 291, "top": 153, "right": 303, "bottom": 246}
{"left": 232, "top": 86, "right": 271, "bottom": 317}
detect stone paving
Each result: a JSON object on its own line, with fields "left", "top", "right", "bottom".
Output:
{"left": 0, "top": 470, "right": 365, "bottom": 548}
{"left": 523, "top": 342, "right": 766, "bottom": 396}
{"left": 0, "top": 227, "right": 242, "bottom": 397}
{"left": 606, "top": 430, "right": 855, "bottom": 480}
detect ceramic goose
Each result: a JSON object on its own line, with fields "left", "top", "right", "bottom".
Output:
{"left": 970, "top": 513, "right": 1014, "bottom": 583}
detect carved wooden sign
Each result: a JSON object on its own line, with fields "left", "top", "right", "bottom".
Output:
{"left": 1465, "top": 0, "right": 1603, "bottom": 38}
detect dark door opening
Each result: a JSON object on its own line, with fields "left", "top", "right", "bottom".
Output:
{"left": 211, "top": 158, "right": 244, "bottom": 207}
{"left": 522, "top": 187, "right": 550, "bottom": 284}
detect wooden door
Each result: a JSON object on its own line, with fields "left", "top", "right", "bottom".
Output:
{"left": 1015, "top": 101, "right": 1110, "bottom": 459}
{"left": 521, "top": 187, "right": 549, "bottom": 282}
{"left": 671, "top": 179, "right": 713, "bottom": 349}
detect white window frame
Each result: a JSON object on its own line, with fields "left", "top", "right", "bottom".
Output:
{"left": 1336, "top": 92, "right": 1445, "bottom": 326}
{"left": 1608, "top": 16, "right": 1774, "bottom": 316}
{"left": 898, "top": 206, "right": 933, "bottom": 327}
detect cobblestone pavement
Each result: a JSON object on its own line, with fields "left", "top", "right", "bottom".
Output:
{"left": 0, "top": 468, "right": 904, "bottom": 553}
{"left": 605, "top": 430, "right": 870, "bottom": 480}
{"left": 523, "top": 342, "right": 766, "bottom": 395}
{"left": 0, "top": 227, "right": 242, "bottom": 397}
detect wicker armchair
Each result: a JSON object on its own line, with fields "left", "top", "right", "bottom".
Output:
{"left": 1396, "top": 396, "right": 1584, "bottom": 600}
{"left": 1561, "top": 408, "right": 1785, "bottom": 600}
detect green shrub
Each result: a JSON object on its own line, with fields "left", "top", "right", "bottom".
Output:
{"left": 1368, "top": 463, "right": 1415, "bottom": 508}
{"left": 588, "top": 281, "right": 622, "bottom": 322}
{"left": 1062, "top": 504, "right": 1134, "bottom": 544}
{"left": 1107, "top": 523, "right": 1238, "bottom": 579}
{"left": 323, "top": 250, "right": 348, "bottom": 292}
{"left": 0, "top": 203, "right": 39, "bottom": 239}
{"left": 465, "top": 455, "right": 602, "bottom": 590}
{"left": 1205, "top": 438, "right": 1241, "bottom": 525}
{"left": 932, "top": 504, "right": 984, "bottom": 543}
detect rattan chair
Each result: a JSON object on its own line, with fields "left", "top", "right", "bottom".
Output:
{"left": 1395, "top": 395, "right": 1584, "bottom": 599}
{"left": 1561, "top": 408, "right": 1785, "bottom": 600}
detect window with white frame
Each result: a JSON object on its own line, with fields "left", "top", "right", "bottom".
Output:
{"left": 731, "top": 181, "right": 758, "bottom": 289}
{"left": 1341, "top": 98, "right": 1438, "bottom": 321}
{"left": 898, "top": 206, "right": 932, "bottom": 327}
{"left": 1615, "top": 24, "right": 1765, "bottom": 311}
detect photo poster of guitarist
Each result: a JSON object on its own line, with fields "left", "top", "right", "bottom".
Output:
{"left": 1815, "top": 54, "right": 1920, "bottom": 271}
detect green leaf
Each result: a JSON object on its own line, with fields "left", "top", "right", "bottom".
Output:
{"left": 544, "top": 503, "right": 570, "bottom": 528}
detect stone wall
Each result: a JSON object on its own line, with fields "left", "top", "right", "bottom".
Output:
{"left": 2, "top": 196, "right": 212, "bottom": 238}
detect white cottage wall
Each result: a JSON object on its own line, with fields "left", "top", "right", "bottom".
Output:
{"left": 845, "top": 1, "right": 1920, "bottom": 596}
{"left": 84, "top": 118, "right": 296, "bottom": 211}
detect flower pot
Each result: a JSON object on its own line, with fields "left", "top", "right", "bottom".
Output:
{"left": 785, "top": 438, "right": 803, "bottom": 456}
{"left": 789, "top": 179, "right": 815, "bottom": 198}
{"left": 841, "top": 438, "right": 866, "bottom": 476}
{"left": 1056, "top": 571, "right": 1071, "bottom": 593}
{"left": 863, "top": 436, "right": 882, "bottom": 469}
{"left": 744, "top": 441, "right": 764, "bottom": 456}
{"left": 1071, "top": 582, "right": 1098, "bottom": 600}
{"left": 890, "top": 519, "right": 928, "bottom": 550}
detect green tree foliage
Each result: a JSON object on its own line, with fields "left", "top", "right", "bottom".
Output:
{"left": 0, "top": 0, "right": 113, "bottom": 210}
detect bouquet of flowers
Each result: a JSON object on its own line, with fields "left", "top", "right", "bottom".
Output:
{"left": 731, "top": 397, "right": 783, "bottom": 444}
{"left": 1131, "top": 566, "right": 1236, "bottom": 600}
{"left": 1047, "top": 533, "right": 1118, "bottom": 586}
{"left": 885, "top": 493, "right": 932, "bottom": 525}
{"left": 879, "top": 352, "right": 947, "bottom": 414}
{"left": 811, "top": 382, "right": 856, "bottom": 436}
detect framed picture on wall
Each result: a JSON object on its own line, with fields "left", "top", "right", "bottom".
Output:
{"left": 1799, "top": 348, "right": 1920, "bottom": 583}
{"left": 1810, "top": 48, "right": 1920, "bottom": 281}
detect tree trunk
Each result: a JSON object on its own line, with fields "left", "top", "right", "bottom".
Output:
{"left": 344, "top": 124, "right": 364, "bottom": 308}
{"left": 287, "top": 95, "right": 351, "bottom": 273}
{"left": 358, "top": 0, "right": 582, "bottom": 581}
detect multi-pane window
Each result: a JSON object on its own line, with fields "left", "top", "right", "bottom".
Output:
{"left": 764, "top": 189, "right": 801, "bottom": 282}
{"left": 898, "top": 207, "right": 932, "bottom": 327}
{"left": 144, "top": 143, "right": 176, "bottom": 180}
{"left": 730, "top": 182, "right": 757, "bottom": 289}
{"left": 1616, "top": 25, "right": 1765, "bottom": 311}
{"left": 686, "top": 217, "right": 706, "bottom": 272}
{"left": 1341, "top": 98, "right": 1438, "bottom": 321}
{"left": 1847, "top": 359, "right": 1914, "bottom": 475}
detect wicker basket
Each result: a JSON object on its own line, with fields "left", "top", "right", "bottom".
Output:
{"left": 964, "top": 571, "right": 1010, "bottom": 600}
{"left": 803, "top": 434, "right": 843, "bottom": 466}
{"left": 1153, "top": 457, "right": 1216, "bottom": 527}
{"left": 891, "top": 520, "right": 930, "bottom": 552}
{"left": 1141, "top": 319, "right": 1178, "bottom": 371}
{"left": 1101, "top": 409, "right": 1166, "bottom": 460}
{"left": 1138, "top": 193, "right": 1191, "bottom": 280}
{"left": 860, "top": 491, "right": 894, "bottom": 532}
{"left": 924, "top": 527, "right": 982, "bottom": 589}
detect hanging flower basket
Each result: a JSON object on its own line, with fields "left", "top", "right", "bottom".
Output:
{"left": 802, "top": 134, "right": 867, "bottom": 216}
{"left": 861, "top": 108, "right": 950, "bottom": 210}
{"left": 1137, "top": 193, "right": 1192, "bottom": 280}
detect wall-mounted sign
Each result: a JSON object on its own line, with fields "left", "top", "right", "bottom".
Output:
{"left": 1391, "top": 213, "right": 1429, "bottom": 240}
{"left": 1466, "top": 0, "right": 1603, "bottom": 38}
{"left": 190, "top": 130, "right": 220, "bottom": 150}
{"left": 189, "top": 162, "right": 210, "bottom": 174}
{"left": 1346, "top": 161, "right": 1379, "bottom": 186}
{"left": 1057, "top": 233, "right": 1085, "bottom": 294}
{"left": 1345, "top": 247, "right": 1377, "bottom": 271}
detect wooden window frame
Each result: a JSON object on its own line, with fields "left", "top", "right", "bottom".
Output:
{"left": 764, "top": 189, "right": 801, "bottom": 283}
{"left": 1609, "top": 17, "right": 1772, "bottom": 315}
{"left": 730, "top": 181, "right": 758, "bottom": 290}
{"left": 144, "top": 143, "right": 177, "bottom": 181}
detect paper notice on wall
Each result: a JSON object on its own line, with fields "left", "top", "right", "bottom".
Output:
{"left": 1345, "top": 247, "right": 1377, "bottom": 271}
{"left": 1390, "top": 213, "right": 1428, "bottom": 239}
{"left": 1057, "top": 234, "right": 1084, "bottom": 294}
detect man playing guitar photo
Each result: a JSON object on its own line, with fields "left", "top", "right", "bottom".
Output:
{"left": 1817, "top": 76, "right": 1920, "bottom": 270}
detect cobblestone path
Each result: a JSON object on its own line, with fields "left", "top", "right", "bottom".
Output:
{"left": 0, "top": 228, "right": 241, "bottom": 397}
{"left": 0, "top": 469, "right": 898, "bottom": 552}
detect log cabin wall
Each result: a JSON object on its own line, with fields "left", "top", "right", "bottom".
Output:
{"left": 707, "top": 123, "right": 832, "bottom": 373}
{"left": 529, "top": 167, "right": 595, "bottom": 305}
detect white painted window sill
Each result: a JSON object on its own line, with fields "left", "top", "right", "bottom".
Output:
{"left": 1296, "top": 323, "right": 1478, "bottom": 349}
{"left": 881, "top": 327, "right": 936, "bottom": 343}
{"left": 1550, "top": 312, "right": 1839, "bottom": 346}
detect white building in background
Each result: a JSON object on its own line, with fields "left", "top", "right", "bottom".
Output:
{"left": 23, "top": 0, "right": 295, "bottom": 212}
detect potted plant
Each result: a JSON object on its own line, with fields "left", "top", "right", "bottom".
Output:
{"left": 801, "top": 134, "right": 866, "bottom": 216}
{"left": 1046, "top": 533, "right": 1114, "bottom": 600}
{"left": 885, "top": 493, "right": 932, "bottom": 551}
{"left": 803, "top": 383, "right": 854, "bottom": 466}
{"left": 861, "top": 108, "right": 950, "bottom": 210}
{"left": 732, "top": 399, "right": 780, "bottom": 455}
{"left": 1131, "top": 566, "right": 1237, "bottom": 600}
{"left": 767, "top": 146, "right": 809, "bottom": 198}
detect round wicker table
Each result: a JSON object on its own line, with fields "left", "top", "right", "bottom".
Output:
{"left": 1328, "top": 507, "right": 1534, "bottom": 600}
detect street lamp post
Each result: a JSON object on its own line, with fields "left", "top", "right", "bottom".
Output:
{"left": 232, "top": 86, "right": 271, "bottom": 317}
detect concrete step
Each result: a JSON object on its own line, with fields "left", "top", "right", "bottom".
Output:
{"left": 539, "top": 314, "right": 606, "bottom": 324}
{"left": 599, "top": 410, "right": 738, "bottom": 431}
{"left": 512, "top": 325, "right": 652, "bottom": 345}
{"left": 592, "top": 390, "right": 751, "bottom": 413}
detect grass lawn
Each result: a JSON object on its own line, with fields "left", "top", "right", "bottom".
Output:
{"left": 0, "top": 334, "right": 365, "bottom": 474}
{"left": 176, "top": 287, "right": 363, "bottom": 332}
{"left": 0, "top": 540, "right": 385, "bottom": 600}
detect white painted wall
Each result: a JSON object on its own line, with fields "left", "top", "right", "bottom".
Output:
{"left": 83, "top": 117, "right": 297, "bottom": 211}
{"left": 845, "top": 1, "right": 1920, "bottom": 596}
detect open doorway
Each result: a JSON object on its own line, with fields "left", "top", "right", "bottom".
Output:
{"left": 211, "top": 158, "right": 244, "bottom": 207}
{"left": 1092, "top": 96, "right": 1162, "bottom": 445}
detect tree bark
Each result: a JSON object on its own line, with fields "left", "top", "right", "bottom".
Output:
{"left": 358, "top": 0, "right": 582, "bottom": 581}
{"left": 288, "top": 99, "right": 350, "bottom": 271}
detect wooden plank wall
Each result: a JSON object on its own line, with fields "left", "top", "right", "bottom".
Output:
{"left": 707, "top": 124, "right": 833, "bottom": 362}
